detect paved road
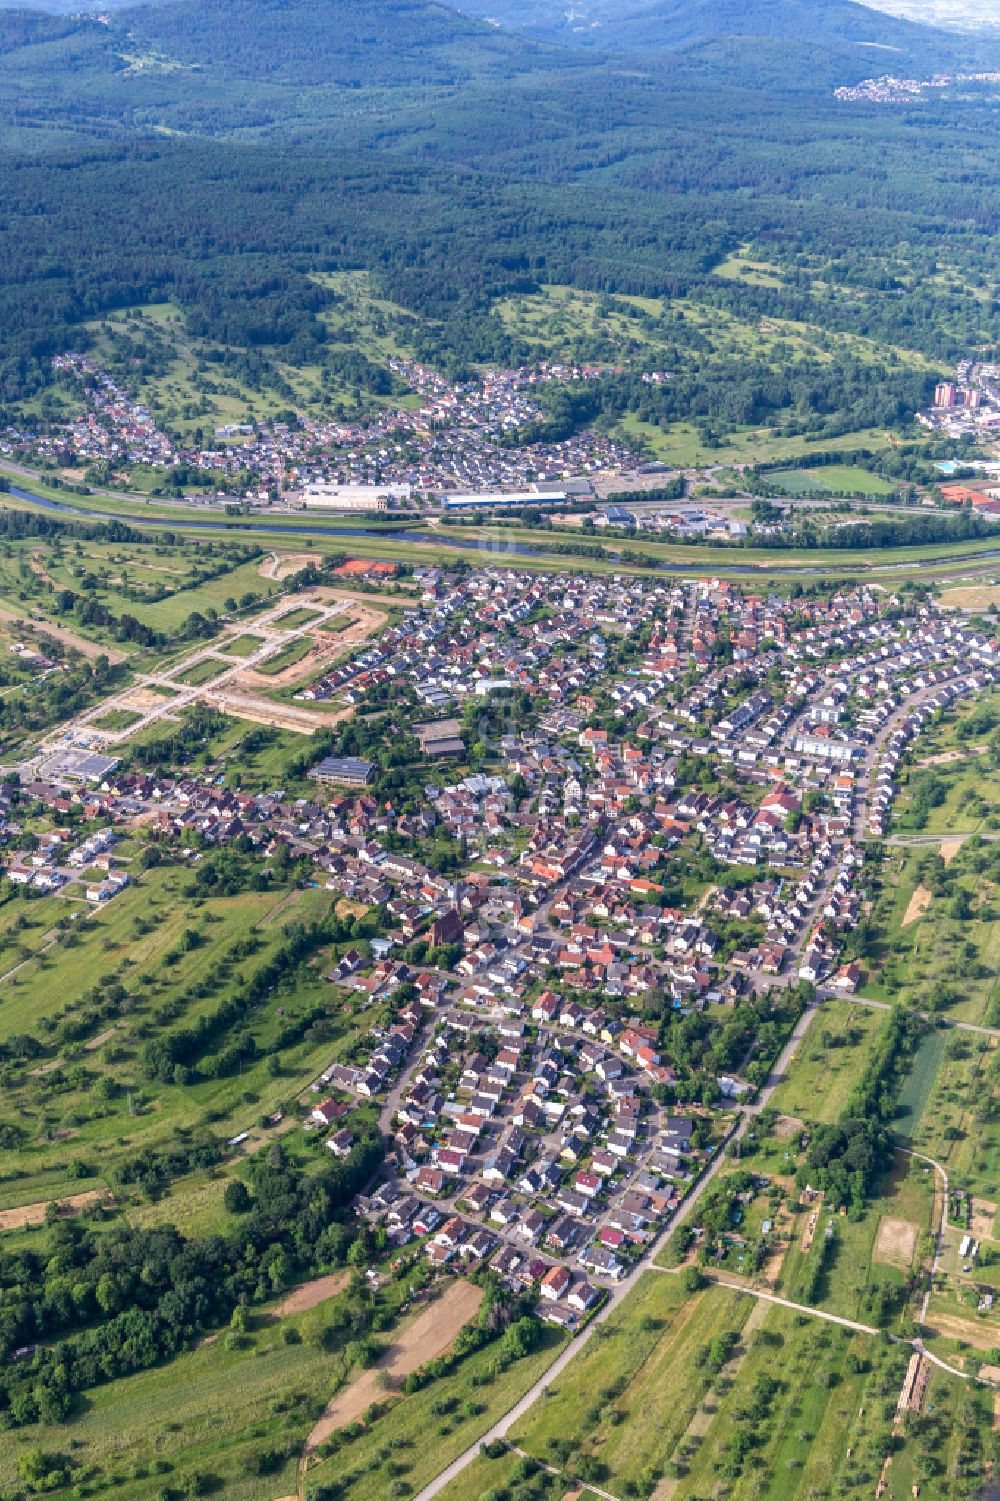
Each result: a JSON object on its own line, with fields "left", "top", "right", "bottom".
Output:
{"left": 885, "top": 834, "right": 1000, "bottom": 848}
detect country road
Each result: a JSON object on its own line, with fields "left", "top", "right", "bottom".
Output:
{"left": 821, "top": 985, "right": 1000, "bottom": 1040}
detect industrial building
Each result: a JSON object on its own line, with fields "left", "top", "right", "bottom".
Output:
{"left": 444, "top": 491, "right": 568, "bottom": 510}
{"left": 302, "top": 483, "right": 411, "bottom": 511}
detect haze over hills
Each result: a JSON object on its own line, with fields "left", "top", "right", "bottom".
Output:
{"left": 452, "top": 0, "right": 994, "bottom": 66}
{"left": 865, "top": 0, "right": 1000, "bottom": 32}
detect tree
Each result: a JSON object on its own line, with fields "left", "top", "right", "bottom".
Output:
{"left": 223, "top": 1179, "right": 251, "bottom": 1214}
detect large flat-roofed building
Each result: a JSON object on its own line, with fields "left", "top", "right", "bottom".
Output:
{"left": 302, "top": 483, "right": 411, "bottom": 511}
{"left": 36, "top": 748, "right": 120, "bottom": 784}
{"left": 310, "top": 755, "right": 376, "bottom": 787}
{"left": 444, "top": 491, "right": 568, "bottom": 510}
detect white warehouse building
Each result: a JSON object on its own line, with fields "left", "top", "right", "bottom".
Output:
{"left": 301, "top": 483, "right": 411, "bottom": 511}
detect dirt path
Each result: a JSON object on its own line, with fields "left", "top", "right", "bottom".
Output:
{"left": 0, "top": 926, "right": 59, "bottom": 983}
{"left": 261, "top": 552, "right": 322, "bottom": 581}
{"left": 902, "top": 883, "right": 932, "bottom": 927}
{"left": 303, "top": 1280, "right": 483, "bottom": 1453}
{"left": 84, "top": 1026, "right": 120, "bottom": 1051}
{"left": 0, "top": 606, "right": 127, "bottom": 664}
{"left": 257, "top": 888, "right": 302, "bottom": 929}
{"left": 0, "top": 1189, "right": 109, "bottom": 1230}
{"left": 272, "top": 1272, "right": 350, "bottom": 1318}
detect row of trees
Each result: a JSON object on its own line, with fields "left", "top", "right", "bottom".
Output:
{"left": 802, "top": 1008, "right": 924, "bottom": 1212}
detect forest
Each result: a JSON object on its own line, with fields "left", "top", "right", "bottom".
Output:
{"left": 0, "top": 0, "right": 997, "bottom": 426}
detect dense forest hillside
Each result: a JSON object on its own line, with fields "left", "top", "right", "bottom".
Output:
{"left": 0, "top": 0, "right": 996, "bottom": 414}
{"left": 115, "top": 0, "right": 568, "bottom": 85}
{"left": 453, "top": 0, "right": 986, "bottom": 66}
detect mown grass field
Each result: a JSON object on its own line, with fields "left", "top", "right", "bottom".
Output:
{"left": 768, "top": 999, "right": 886, "bottom": 1125}
{"left": 767, "top": 463, "right": 896, "bottom": 497}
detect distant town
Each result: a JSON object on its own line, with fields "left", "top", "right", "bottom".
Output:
{"left": 835, "top": 70, "right": 1000, "bottom": 103}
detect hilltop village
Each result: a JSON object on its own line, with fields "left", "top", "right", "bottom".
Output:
{"left": 9, "top": 568, "right": 997, "bottom": 1333}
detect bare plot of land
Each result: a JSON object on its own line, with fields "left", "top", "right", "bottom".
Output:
{"left": 874, "top": 1215, "right": 919, "bottom": 1270}
{"left": 120, "top": 686, "right": 177, "bottom": 711}
{"left": 972, "top": 1198, "right": 998, "bottom": 1241}
{"left": 304, "top": 1279, "right": 483, "bottom": 1450}
{"left": 273, "top": 1271, "right": 350, "bottom": 1318}
{"left": 917, "top": 746, "right": 988, "bottom": 768}
{"left": 941, "top": 836, "right": 965, "bottom": 865}
{"left": 202, "top": 688, "right": 345, "bottom": 733}
{"left": 940, "top": 584, "right": 1000, "bottom": 611}
{"left": 236, "top": 638, "right": 342, "bottom": 689}
{"left": 260, "top": 552, "right": 322, "bottom": 580}
{"left": 902, "top": 883, "right": 932, "bottom": 927}
{"left": 0, "top": 1189, "right": 109, "bottom": 1230}
{"left": 927, "top": 1309, "right": 998, "bottom": 1350}
{"left": 775, "top": 1114, "right": 804, "bottom": 1139}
